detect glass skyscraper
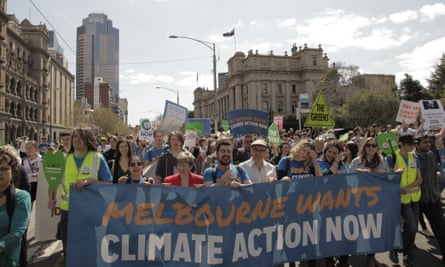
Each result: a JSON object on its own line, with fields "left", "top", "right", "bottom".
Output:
{"left": 76, "top": 13, "right": 119, "bottom": 106}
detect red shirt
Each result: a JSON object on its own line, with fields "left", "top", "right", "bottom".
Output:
{"left": 163, "top": 172, "right": 203, "bottom": 187}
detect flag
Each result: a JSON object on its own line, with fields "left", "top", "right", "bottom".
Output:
{"left": 222, "top": 28, "right": 235, "bottom": 37}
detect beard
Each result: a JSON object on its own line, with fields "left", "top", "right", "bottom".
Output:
{"left": 218, "top": 155, "right": 231, "bottom": 166}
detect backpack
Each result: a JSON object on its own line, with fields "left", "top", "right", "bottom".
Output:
{"left": 212, "top": 166, "right": 244, "bottom": 183}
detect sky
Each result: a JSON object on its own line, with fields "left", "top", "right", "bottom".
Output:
{"left": 8, "top": 0, "right": 445, "bottom": 126}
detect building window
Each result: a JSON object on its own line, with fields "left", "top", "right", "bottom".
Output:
{"left": 312, "top": 56, "right": 317, "bottom": 66}
{"left": 262, "top": 101, "right": 269, "bottom": 111}
{"left": 291, "top": 102, "right": 297, "bottom": 113}
{"left": 277, "top": 83, "right": 283, "bottom": 94}
{"left": 292, "top": 84, "right": 297, "bottom": 94}
{"left": 263, "top": 84, "right": 268, "bottom": 94}
{"left": 277, "top": 101, "right": 283, "bottom": 113}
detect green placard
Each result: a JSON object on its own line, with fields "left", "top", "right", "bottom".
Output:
{"left": 268, "top": 122, "right": 282, "bottom": 146}
{"left": 43, "top": 151, "right": 66, "bottom": 191}
{"left": 221, "top": 120, "right": 229, "bottom": 132}
{"left": 377, "top": 132, "right": 399, "bottom": 155}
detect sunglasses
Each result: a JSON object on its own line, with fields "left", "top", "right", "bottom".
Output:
{"left": 365, "top": 144, "right": 377, "bottom": 148}
{"left": 130, "top": 162, "right": 143, "bottom": 167}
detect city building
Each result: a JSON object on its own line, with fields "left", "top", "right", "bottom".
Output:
{"left": 76, "top": 13, "right": 119, "bottom": 111}
{"left": 194, "top": 44, "right": 330, "bottom": 126}
{"left": 0, "top": 0, "right": 74, "bottom": 145}
{"left": 84, "top": 77, "right": 112, "bottom": 109}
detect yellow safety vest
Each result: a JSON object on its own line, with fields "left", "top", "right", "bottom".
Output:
{"left": 60, "top": 151, "right": 100, "bottom": 211}
{"left": 395, "top": 151, "right": 421, "bottom": 204}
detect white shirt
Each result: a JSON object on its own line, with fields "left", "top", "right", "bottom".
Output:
{"left": 239, "top": 158, "right": 277, "bottom": 184}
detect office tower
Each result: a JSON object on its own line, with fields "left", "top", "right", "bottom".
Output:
{"left": 76, "top": 13, "right": 119, "bottom": 107}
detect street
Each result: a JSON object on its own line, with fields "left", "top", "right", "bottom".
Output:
{"left": 27, "top": 196, "right": 445, "bottom": 267}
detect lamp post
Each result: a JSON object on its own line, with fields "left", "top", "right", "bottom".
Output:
{"left": 155, "top": 86, "right": 179, "bottom": 104}
{"left": 169, "top": 35, "right": 218, "bottom": 134}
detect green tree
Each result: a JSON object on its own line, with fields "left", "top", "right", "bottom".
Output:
{"left": 92, "top": 108, "right": 130, "bottom": 135}
{"left": 336, "top": 89, "right": 400, "bottom": 129}
{"left": 399, "top": 74, "right": 429, "bottom": 102}
{"left": 428, "top": 54, "right": 445, "bottom": 98}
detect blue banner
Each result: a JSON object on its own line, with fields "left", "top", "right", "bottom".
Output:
{"left": 67, "top": 173, "right": 402, "bottom": 267}
{"left": 227, "top": 109, "right": 269, "bottom": 138}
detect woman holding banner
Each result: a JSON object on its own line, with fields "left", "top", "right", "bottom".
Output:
{"left": 48, "top": 127, "right": 112, "bottom": 261}
{"left": 349, "top": 137, "right": 389, "bottom": 267}
{"left": 163, "top": 151, "right": 203, "bottom": 187}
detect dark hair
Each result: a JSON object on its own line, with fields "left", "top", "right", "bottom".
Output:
{"left": 345, "top": 141, "right": 359, "bottom": 159}
{"left": 216, "top": 138, "right": 232, "bottom": 152}
{"left": 69, "top": 127, "right": 97, "bottom": 153}
{"left": 322, "top": 140, "right": 343, "bottom": 162}
{"left": 167, "top": 132, "right": 184, "bottom": 147}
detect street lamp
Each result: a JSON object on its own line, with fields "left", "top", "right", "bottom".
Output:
{"left": 169, "top": 35, "right": 218, "bottom": 134}
{"left": 155, "top": 86, "right": 179, "bottom": 104}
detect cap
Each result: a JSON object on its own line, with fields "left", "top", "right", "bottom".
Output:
{"left": 49, "top": 142, "right": 56, "bottom": 147}
{"left": 398, "top": 134, "right": 417, "bottom": 145}
{"left": 251, "top": 139, "right": 268, "bottom": 148}
{"left": 99, "top": 137, "right": 108, "bottom": 143}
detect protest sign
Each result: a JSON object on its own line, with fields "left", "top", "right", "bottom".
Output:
{"left": 304, "top": 92, "right": 334, "bottom": 128}
{"left": 419, "top": 99, "right": 445, "bottom": 130}
{"left": 157, "top": 100, "right": 188, "bottom": 133}
{"left": 227, "top": 109, "right": 269, "bottom": 138}
{"left": 67, "top": 173, "right": 402, "bottom": 267}
{"left": 138, "top": 118, "right": 154, "bottom": 142}
{"left": 396, "top": 100, "right": 419, "bottom": 124}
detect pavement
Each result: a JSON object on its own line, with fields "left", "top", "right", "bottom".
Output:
{"left": 27, "top": 194, "right": 445, "bottom": 267}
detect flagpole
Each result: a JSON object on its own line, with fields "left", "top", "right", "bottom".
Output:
{"left": 234, "top": 34, "right": 237, "bottom": 52}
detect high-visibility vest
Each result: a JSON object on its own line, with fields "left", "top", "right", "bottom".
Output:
{"left": 60, "top": 151, "right": 100, "bottom": 211}
{"left": 395, "top": 151, "right": 421, "bottom": 204}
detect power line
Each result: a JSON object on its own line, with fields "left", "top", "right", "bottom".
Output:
{"left": 27, "top": 0, "right": 74, "bottom": 54}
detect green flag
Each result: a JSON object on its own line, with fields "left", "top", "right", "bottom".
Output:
{"left": 268, "top": 122, "right": 282, "bottom": 146}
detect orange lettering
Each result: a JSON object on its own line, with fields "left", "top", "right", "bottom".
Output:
{"left": 194, "top": 203, "right": 215, "bottom": 227}
{"left": 270, "top": 196, "right": 287, "bottom": 218}
{"left": 319, "top": 190, "right": 334, "bottom": 212}
{"left": 235, "top": 201, "right": 251, "bottom": 225}
{"left": 102, "top": 202, "right": 134, "bottom": 226}
{"left": 154, "top": 202, "right": 173, "bottom": 224}
{"left": 251, "top": 200, "right": 271, "bottom": 221}
{"left": 366, "top": 186, "right": 382, "bottom": 207}
{"left": 173, "top": 202, "right": 193, "bottom": 225}
{"left": 134, "top": 202, "right": 154, "bottom": 225}
{"left": 335, "top": 188, "right": 351, "bottom": 209}
{"left": 215, "top": 205, "right": 236, "bottom": 227}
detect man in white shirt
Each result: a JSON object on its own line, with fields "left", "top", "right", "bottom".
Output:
{"left": 239, "top": 139, "right": 277, "bottom": 184}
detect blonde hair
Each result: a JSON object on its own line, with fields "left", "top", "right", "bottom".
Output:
{"left": 177, "top": 151, "right": 195, "bottom": 167}
{"left": 289, "top": 139, "right": 313, "bottom": 167}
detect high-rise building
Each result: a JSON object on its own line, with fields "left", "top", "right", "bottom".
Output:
{"left": 76, "top": 13, "right": 119, "bottom": 108}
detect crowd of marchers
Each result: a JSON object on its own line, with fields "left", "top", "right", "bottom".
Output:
{"left": 1, "top": 120, "right": 445, "bottom": 267}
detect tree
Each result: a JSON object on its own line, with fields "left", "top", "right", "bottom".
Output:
{"left": 91, "top": 108, "right": 131, "bottom": 135}
{"left": 399, "top": 74, "right": 429, "bottom": 102}
{"left": 73, "top": 101, "right": 92, "bottom": 127}
{"left": 428, "top": 54, "right": 445, "bottom": 99}
{"left": 335, "top": 89, "right": 400, "bottom": 129}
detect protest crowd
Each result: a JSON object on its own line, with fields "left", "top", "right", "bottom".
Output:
{"left": 1, "top": 116, "right": 445, "bottom": 267}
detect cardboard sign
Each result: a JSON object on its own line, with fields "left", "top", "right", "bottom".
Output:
{"left": 304, "top": 92, "right": 334, "bottom": 128}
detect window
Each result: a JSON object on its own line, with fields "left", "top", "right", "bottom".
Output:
{"left": 262, "top": 101, "right": 269, "bottom": 111}
{"left": 262, "top": 84, "right": 268, "bottom": 94}
{"left": 292, "top": 84, "right": 297, "bottom": 94}
{"left": 291, "top": 102, "right": 297, "bottom": 113}
{"left": 277, "top": 101, "right": 283, "bottom": 113}
{"left": 277, "top": 83, "right": 283, "bottom": 94}
{"left": 312, "top": 56, "right": 317, "bottom": 66}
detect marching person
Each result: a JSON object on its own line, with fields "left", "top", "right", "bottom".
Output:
{"left": 47, "top": 127, "right": 112, "bottom": 261}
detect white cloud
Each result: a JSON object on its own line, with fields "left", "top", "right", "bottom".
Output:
{"left": 295, "top": 9, "right": 415, "bottom": 51}
{"left": 420, "top": 3, "right": 445, "bottom": 21}
{"left": 396, "top": 36, "right": 445, "bottom": 85}
{"left": 279, "top": 18, "right": 296, "bottom": 27}
{"left": 389, "top": 10, "right": 418, "bottom": 24}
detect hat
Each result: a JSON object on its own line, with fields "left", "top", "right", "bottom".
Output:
{"left": 99, "top": 137, "right": 108, "bottom": 142}
{"left": 398, "top": 134, "right": 417, "bottom": 145}
{"left": 251, "top": 139, "right": 268, "bottom": 148}
{"left": 49, "top": 142, "right": 56, "bottom": 147}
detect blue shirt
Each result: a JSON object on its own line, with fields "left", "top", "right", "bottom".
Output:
{"left": 277, "top": 157, "right": 315, "bottom": 179}
{"left": 318, "top": 159, "right": 348, "bottom": 175}
{"left": 203, "top": 165, "right": 250, "bottom": 184}
{"left": 144, "top": 146, "right": 166, "bottom": 162}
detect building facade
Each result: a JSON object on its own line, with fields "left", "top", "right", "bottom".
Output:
{"left": 194, "top": 44, "right": 330, "bottom": 123}
{"left": 0, "top": 0, "right": 74, "bottom": 145}
{"left": 76, "top": 13, "right": 119, "bottom": 109}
